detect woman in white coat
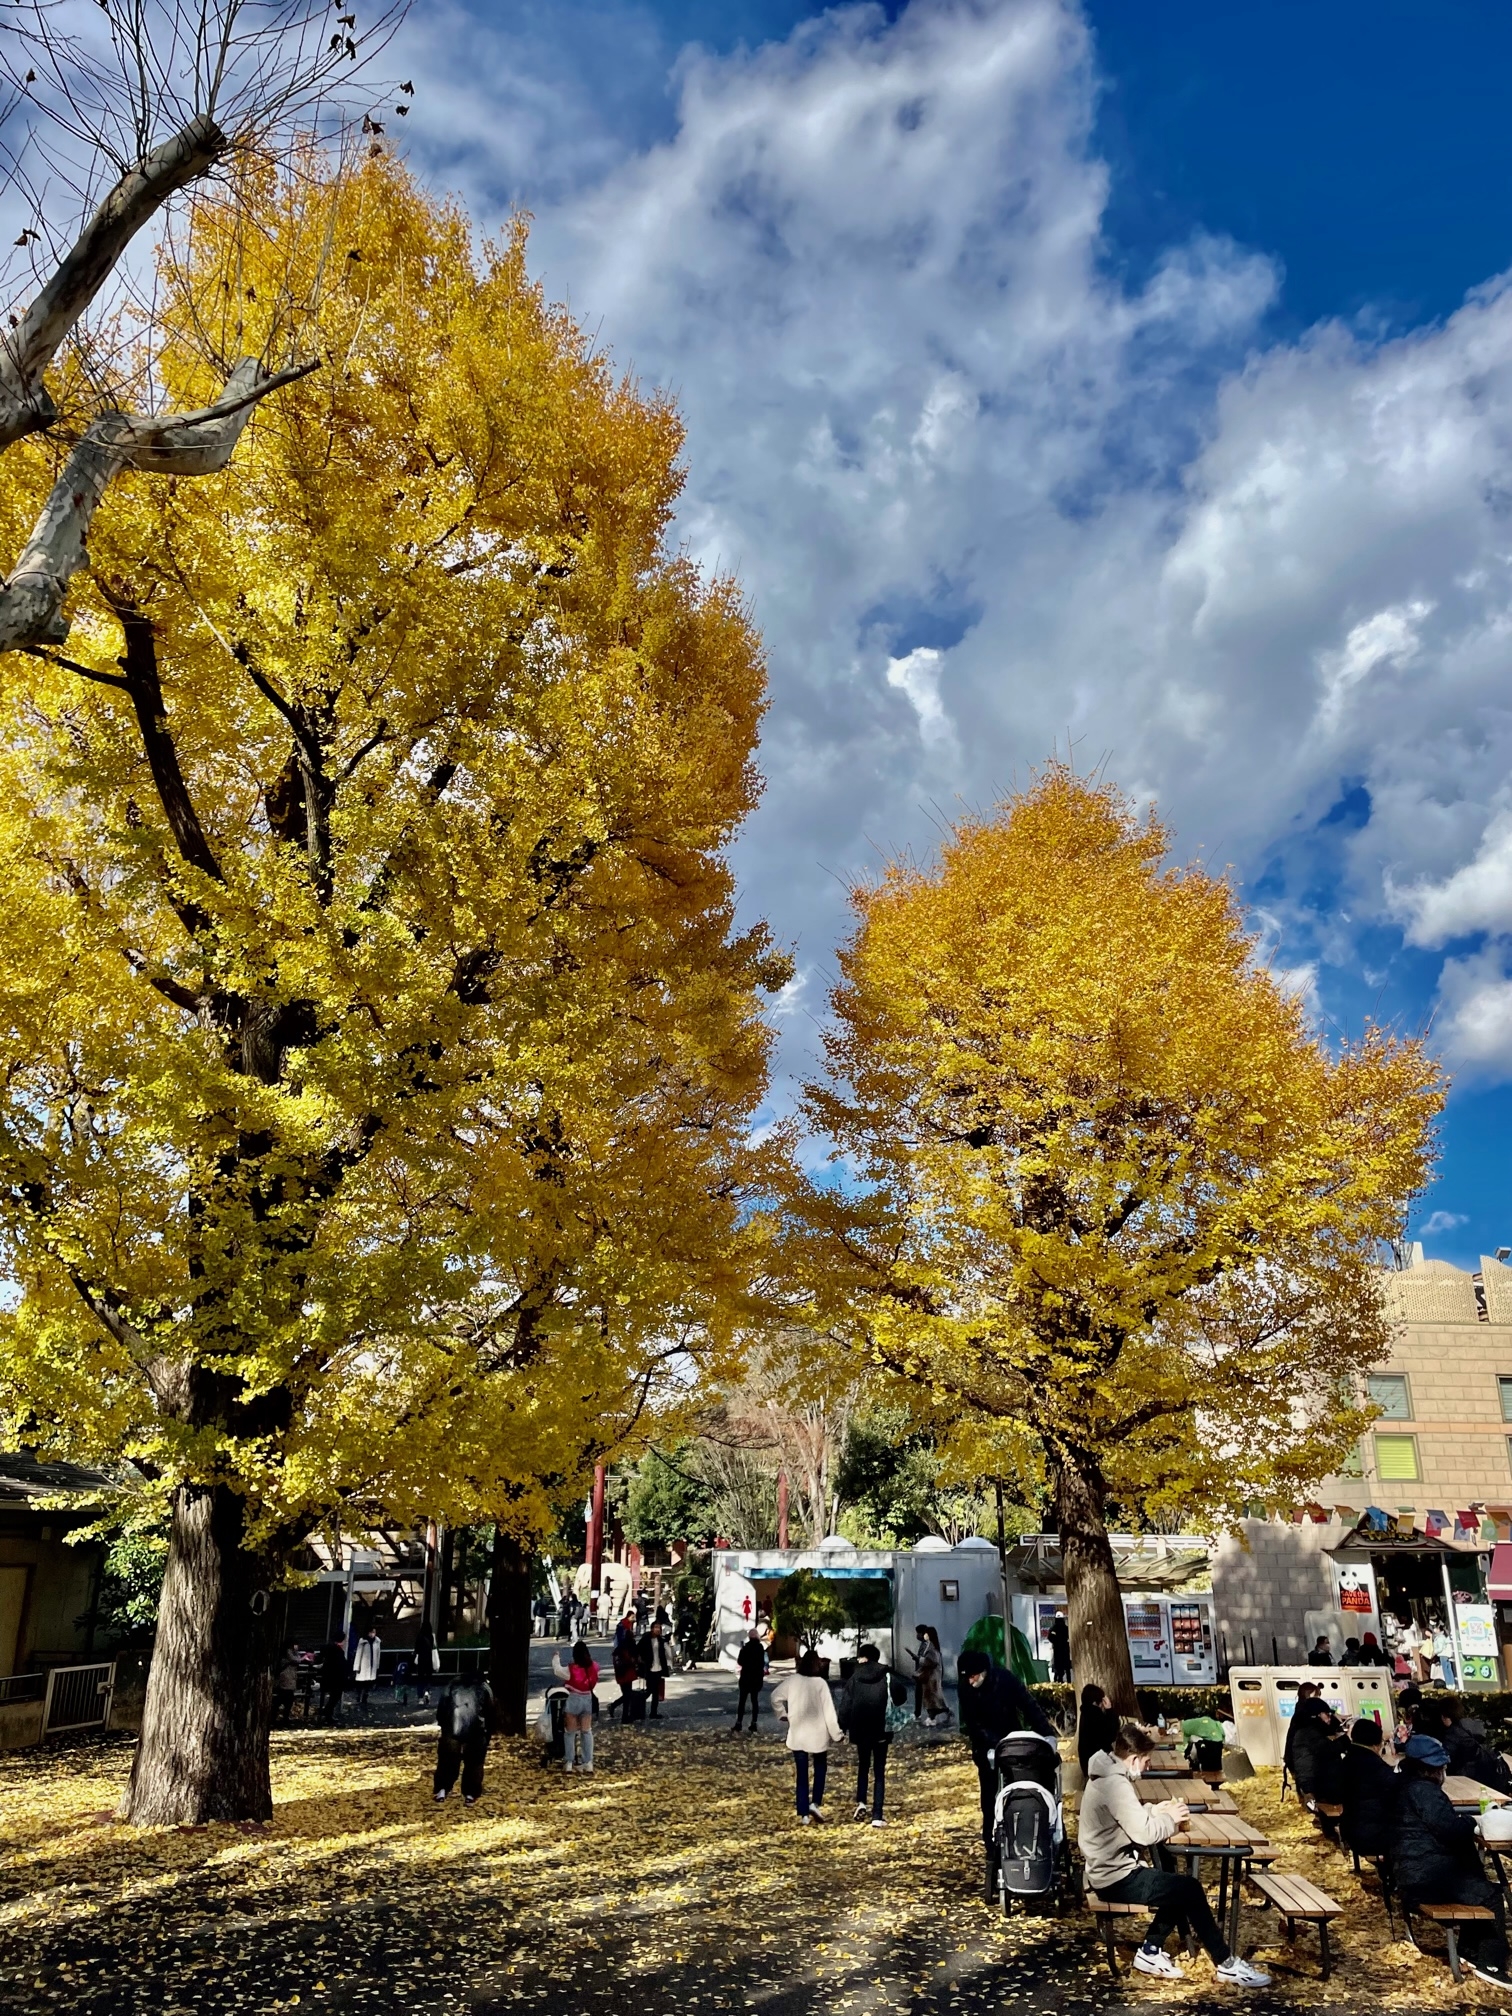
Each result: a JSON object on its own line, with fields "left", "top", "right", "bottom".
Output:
{"left": 770, "top": 1648, "right": 844, "bottom": 1824}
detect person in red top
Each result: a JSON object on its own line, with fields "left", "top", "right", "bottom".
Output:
{"left": 552, "top": 1640, "right": 599, "bottom": 1774}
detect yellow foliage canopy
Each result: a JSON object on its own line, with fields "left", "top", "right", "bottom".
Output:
{"left": 0, "top": 155, "right": 789, "bottom": 1551}
{"left": 805, "top": 764, "right": 1444, "bottom": 1528}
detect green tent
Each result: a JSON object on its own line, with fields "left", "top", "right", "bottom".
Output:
{"left": 961, "top": 1613, "right": 1040, "bottom": 1687}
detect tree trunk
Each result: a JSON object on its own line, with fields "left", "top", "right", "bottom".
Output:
{"left": 487, "top": 1530, "right": 534, "bottom": 1737}
{"left": 121, "top": 1482, "right": 275, "bottom": 1825}
{"left": 1055, "top": 1450, "right": 1138, "bottom": 1717}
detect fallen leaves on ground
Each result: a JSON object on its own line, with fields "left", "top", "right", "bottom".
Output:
{"left": 0, "top": 1726, "right": 1500, "bottom": 2015}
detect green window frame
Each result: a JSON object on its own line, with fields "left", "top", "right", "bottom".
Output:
{"left": 1499, "top": 1377, "right": 1512, "bottom": 1423}
{"left": 1375, "top": 1433, "right": 1419, "bottom": 1482}
{"left": 1366, "top": 1373, "right": 1411, "bottom": 1420}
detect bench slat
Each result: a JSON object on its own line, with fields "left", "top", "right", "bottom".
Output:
{"left": 1418, "top": 1903, "right": 1498, "bottom": 1922}
{"left": 1249, "top": 1873, "right": 1342, "bottom": 1918}
{"left": 1086, "top": 1899, "right": 1149, "bottom": 1916}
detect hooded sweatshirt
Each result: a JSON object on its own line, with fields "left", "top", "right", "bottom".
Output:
{"left": 1077, "top": 1751, "right": 1181, "bottom": 1893}
{"left": 841, "top": 1660, "right": 890, "bottom": 1743}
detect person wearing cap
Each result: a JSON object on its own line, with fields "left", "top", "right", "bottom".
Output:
{"left": 1395, "top": 1733, "right": 1509, "bottom": 1987}
{"left": 956, "top": 1648, "right": 1054, "bottom": 1876}
{"left": 1339, "top": 1719, "right": 1398, "bottom": 1862}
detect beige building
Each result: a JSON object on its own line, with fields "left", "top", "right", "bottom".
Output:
{"left": 1314, "top": 1250, "right": 1512, "bottom": 1520}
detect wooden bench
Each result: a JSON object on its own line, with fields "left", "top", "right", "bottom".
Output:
{"left": 1408, "top": 1902, "right": 1500, "bottom": 1982}
{"left": 1246, "top": 1872, "right": 1343, "bottom": 1979}
{"left": 1085, "top": 1896, "right": 1152, "bottom": 1977}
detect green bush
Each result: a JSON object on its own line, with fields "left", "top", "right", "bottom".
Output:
{"left": 773, "top": 1568, "right": 849, "bottom": 1650}
{"left": 1029, "top": 1682, "right": 1234, "bottom": 1726}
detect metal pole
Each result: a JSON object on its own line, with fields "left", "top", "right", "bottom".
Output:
{"left": 777, "top": 1467, "right": 790, "bottom": 1551}
{"left": 995, "top": 1479, "right": 1012, "bottom": 1666}
{"left": 1441, "top": 1556, "right": 1466, "bottom": 1690}
{"left": 589, "top": 1463, "right": 606, "bottom": 1594}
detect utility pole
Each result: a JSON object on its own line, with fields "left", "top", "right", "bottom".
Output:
{"left": 995, "top": 1479, "right": 1013, "bottom": 1665}
{"left": 589, "top": 1464, "right": 606, "bottom": 1594}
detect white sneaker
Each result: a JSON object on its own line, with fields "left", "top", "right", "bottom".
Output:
{"left": 798, "top": 1812, "right": 814, "bottom": 1826}
{"left": 433, "top": 1790, "right": 448, "bottom": 1803}
{"left": 1466, "top": 1962, "right": 1511, "bottom": 1989}
{"left": 1132, "top": 1949, "right": 1184, "bottom": 1980}
{"left": 810, "top": 1805, "right": 828, "bottom": 1823}
{"left": 1214, "top": 1957, "right": 1272, "bottom": 1988}
{"left": 854, "top": 1803, "right": 869, "bottom": 1822}
{"left": 563, "top": 1761, "right": 574, "bottom": 1773}
{"left": 870, "top": 1817, "right": 885, "bottom": 1828}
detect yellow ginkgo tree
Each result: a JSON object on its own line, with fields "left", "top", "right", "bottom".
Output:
{"left": 804, "top": 765, "right": 1442, "bottom": 1711}
{"left": 0, "top": 156, "right": 789, "bottom": 1823}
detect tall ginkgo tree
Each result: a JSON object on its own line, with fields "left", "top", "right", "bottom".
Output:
{"left": 804, "top": 766, "right": 1442, "bottom": 1711}
{"left": 0, "top": 155, "right": 789, "bottom": 1824}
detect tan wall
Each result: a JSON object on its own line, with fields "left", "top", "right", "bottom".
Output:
{"left": 0, "top": 1696, "right": 43, "bottom": 1749}
{"left": 0, "top": 1525, "right": 100, "bottom": 1670}
{"left": 1316, "top": 1265, "right": 1512, "bottom": 1516}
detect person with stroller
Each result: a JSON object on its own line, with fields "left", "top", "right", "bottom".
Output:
{"left": 956, "top": 1647, "right": 1054, "bottom": 1876}
{"left": 840, "top": 1643, "right": 892, "bottom": 1826}
{"left": 552, "top": 1639, "right": 599, "bottom": 1774}
{"left": 433, "top": 1671, "right": 497, "bottom": 1805}
{"left": 1395, "top": 1732, "right": 1510, "bottom": 1988}
{"left": 1080, "top": 1722, "right": 1271, "bottom": 1987}
{"left": 771, "top": 1648, "right": 843, "bottom": 1824}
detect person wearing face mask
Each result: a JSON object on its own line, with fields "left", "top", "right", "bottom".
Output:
{"left": 1080, "top": 1723, "right": 1272, "bottom": 1987}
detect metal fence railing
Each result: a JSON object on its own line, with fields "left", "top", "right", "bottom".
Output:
{"left": 0, "top": 1671, "right": 45, "bottom": 1707}
{"left": 41, "top": 1661, "right": 115, "bottom": 1736}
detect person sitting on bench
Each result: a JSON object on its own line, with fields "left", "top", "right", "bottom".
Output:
{"left": 1418, "top": 1698, "right": 1512, "bottom": 1796}
{"left": 1396, "top": 1734, "right": 1510, "bottom": 1989}
{"left": 1079, "top": 1722, "right": 1271, "bottom": 1987}
{"left": 1290, "top": 1694, "right": 1347, "bottom": 1827}
{"left": 1340, "top": 1718, "right": 1398, "bottom": 1861}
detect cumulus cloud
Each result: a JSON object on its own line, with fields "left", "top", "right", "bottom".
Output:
{"left": 1419, "top": 1209, "right": 1469, "bottom": 1236}
{"left": 403, "top": 0, "right": 1512, "bottom": 1088}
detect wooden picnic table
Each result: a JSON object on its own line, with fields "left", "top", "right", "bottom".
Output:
{"left": 1445, "top": 1776, "right": 1511, "bottom": 1811}
{"left": 1134, "top": 1776, "right": 1237, "bottom": 1814}
{"left": 1167, "top": 1814, "right": 1272, "bottom": 1951}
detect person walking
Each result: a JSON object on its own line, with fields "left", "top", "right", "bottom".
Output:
{"left": 1081, "top": 1723, "right": 1271, "bottom": 1986}
{"left": 1047, "top": 1612, "right": 1072, "bottom": 1685}
{"left": 352, "top": 1623, "right": 383, "bottom": 1717}
{"left": 553, "top": 1639, "right": 600, "bottom": 1774}
{"left": 771, "top": 1649, "right": 843, "bottom": 1825}
{"left": 413, "top": 1619, "right": 439, "bottom": 1707}
{"left": 638, "top": 1617, "right": 672, "bottom": 1720}
{"left": 912, "top": 1626, "right": 948, "bottom": 1724}
{"left": 734, "top": 1626, "right": 766, "bottom": 1731}
{"left": 433, "top": 1672, "right": 496, "bottom": 1806}
{"left": 273, "top": 1644, "right": 300, "bottom": 1728}
{"left": 317, "top": 1636, "right": 348, "bottom": 1725}
{"left": 841, "top": 1643, "right": 892, "bottom": 1826}
{"left": 611, "top": 1615, "right": 640, "bottom": 1722}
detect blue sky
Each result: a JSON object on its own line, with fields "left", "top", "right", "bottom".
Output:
{"left": 394, "top": 0, "right": 1512, "bottom": 1264}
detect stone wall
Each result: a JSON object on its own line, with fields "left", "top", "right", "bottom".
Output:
{"left": 1210, "top": 1519, "right": 1336, "bottom": 1666}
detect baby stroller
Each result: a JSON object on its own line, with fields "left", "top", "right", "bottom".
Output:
{"left": 989, "top": 1729, "right": 1068, "bottom": 1915}
{"left": 537, "top": 1685, "right": 567, "bottom": 1764}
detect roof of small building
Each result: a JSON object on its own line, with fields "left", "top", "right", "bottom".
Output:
{"left": 0, "top": 1450, "right": 116, "bottom": 1503}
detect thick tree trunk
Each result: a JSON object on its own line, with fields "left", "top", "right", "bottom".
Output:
{"left": 487, "top": 1530, "right": 534, "bottom": 1737}
{"left": 121, "top": 1482, "right": 276, "bottom": 1826}
{"left": 1055, "top": 1450, "right": 1138, "bottom": 1717}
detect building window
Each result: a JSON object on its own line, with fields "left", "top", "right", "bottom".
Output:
{"left": 1367, "top": 1373, "right": 1412, "bottom": 1419}
{"left": 1338, "top": 1442, "right": 1364, "bottom": 1477}
{"left": 1375, "top": 1433, "right": 1419, "bottom": 1482}
{"left": 1499, "top": 1378, "right": 1512, "bottom": 1423}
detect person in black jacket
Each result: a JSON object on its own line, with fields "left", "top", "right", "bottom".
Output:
{"left": 1394, "top": 1735, "right": 1509, "bottom": 1986}
{"left": 1289, "top": 1695, "right": 1346, "bottom": 1820}
{"left": 1046, "top": 1613, "right": 1072, "bottom": 1685}
{"left": 1077, "top": 1683, "right": 1121, "bottom": 1778}
{"left": 1419, "top": 1699, "right": 1512, "bottom": 1796}
{"left": 1339, "top": 1718, "right": 1398, "bottom": 1860}
{"left": 841, "top": 1643, "right": 892, "bottom": 1825}
{"left": 957, "top": 1649, "right": 1055, "bottom": 1860}
{"left": 637, "top": 1618, "right": 672, "bottom": 1719}
{"left": 317, "top": 1637, "right": 348, "bottom": 1725}
{"left": 733, "top": 1627, "right": 766, "bottom": 1732}
{"left": 434, "top": 1675, "right": 496, "bottom": 1806}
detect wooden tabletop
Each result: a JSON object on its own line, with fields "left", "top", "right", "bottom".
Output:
{"left": 1168, "top": 1813, "right": 1269, "bottom": 1851}
{"left": 1134, "top": 1777, "right": 1237, "bottom": 1813}
{"left": 1445, "top": 1775, "right": 1512, "bottom": 1810}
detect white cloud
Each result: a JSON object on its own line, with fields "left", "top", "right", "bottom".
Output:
{"left": 403, "top": 0, "right": 1512, "bottom": 1092}
{"left": 1435, "top": 946, "right": 1512, "bottom": 1074}
{"left": 1419, "top": 1209, "right": 1469, "bottom": 1237}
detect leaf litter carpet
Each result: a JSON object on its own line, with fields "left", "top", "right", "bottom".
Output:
{"left": 0, "top": 1723, "right": 1505, "bottom": 2015}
